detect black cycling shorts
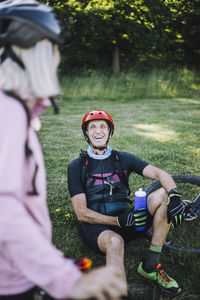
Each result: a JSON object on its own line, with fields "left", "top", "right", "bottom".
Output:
{"left": 78, "top": 215, "right": 153, "bottom": 254}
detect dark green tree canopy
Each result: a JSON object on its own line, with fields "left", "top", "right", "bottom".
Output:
{"left": 40, "top": 0, "right": 200, "bottom": 73}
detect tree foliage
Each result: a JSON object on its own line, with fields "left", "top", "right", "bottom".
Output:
{"left": 40, "top": 0, "right": 200, "bottom": 73}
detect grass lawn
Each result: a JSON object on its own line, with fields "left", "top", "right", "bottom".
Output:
{"left": 38, "top": 73, "right": 200, "bottom": 299}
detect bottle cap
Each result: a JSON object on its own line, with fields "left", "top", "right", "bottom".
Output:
{"left": 135, "top": 188, "right": 146, "bottom": 197}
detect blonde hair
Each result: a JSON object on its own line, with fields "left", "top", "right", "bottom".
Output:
{"left": 0, "top": 39, "right": 60, "bottom": 99}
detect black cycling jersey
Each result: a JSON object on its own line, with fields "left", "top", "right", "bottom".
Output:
{"left": 68, "top": 151, "right": 148, "bottom": 216}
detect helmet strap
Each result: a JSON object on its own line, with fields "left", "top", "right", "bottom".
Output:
{"left": 0, "top": 45, "right": 25, "bottom": 70}
{"left": 49, "top": 97, "right": 59, "bottom": 114}
{"left": 84, "top": 132, "right": 111, "bottom": 151}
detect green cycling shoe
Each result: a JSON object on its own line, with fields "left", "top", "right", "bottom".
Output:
{"left": 137, "top": 261, "right": 182, "bottom": 294}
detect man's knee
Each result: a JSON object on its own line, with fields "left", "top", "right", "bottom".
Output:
{"left": 110, "top": 235, "right": 124, "bottom": 251}
{"left": 147, "top": 187, "right": 168, "bottom": 215}
{"left": 98, "top": 230, "right": 124, "bottom": 253}
{"left": 148, "top": 187, "right": 167, "bottom": 203}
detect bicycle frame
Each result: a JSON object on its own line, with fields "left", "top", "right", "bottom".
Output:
{"left": 186, "top": 193, "right": 200, "bottom": 221}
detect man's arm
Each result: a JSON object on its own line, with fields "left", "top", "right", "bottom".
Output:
{"left": 143, "top": 164, "right": 177, "bottom": 192}
{"left": 71, "top": 193, "right": 118, "bottom": 225}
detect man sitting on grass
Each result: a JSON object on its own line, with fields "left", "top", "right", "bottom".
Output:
{"left": 68, "top": 110, "right": 188, "bottom": 297}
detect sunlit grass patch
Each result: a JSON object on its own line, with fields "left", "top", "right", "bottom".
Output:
{"left": 132, "top": 124, "right": 178, "bottom": 142}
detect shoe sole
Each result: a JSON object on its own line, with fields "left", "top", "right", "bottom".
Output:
{"left": 137, "top": 268, "right": 182, "bottom": 295}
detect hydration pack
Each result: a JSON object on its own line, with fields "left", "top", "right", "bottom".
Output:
{"left": 79, "top": 150, "right": 132, "bottom": 216}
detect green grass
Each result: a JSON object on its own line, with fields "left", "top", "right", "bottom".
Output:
{"left": 38, "top": 70, "right": 200, "bottom": 300}
{"left": 60, "top": 68, "right": 200, "bottom": 101}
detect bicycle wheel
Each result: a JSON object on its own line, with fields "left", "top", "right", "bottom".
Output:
{"left": 145, "top": 174, "right": 200, "bottom": 254}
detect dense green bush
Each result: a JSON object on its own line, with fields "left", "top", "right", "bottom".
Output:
{"left": 40, "top": 0, "right": 200, "bottom": 73}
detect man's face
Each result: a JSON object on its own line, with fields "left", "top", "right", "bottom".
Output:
{"left": 87, "top": 120, "right": 110, "bottom": 148}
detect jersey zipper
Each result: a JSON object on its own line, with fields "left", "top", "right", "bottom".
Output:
{"left": 100, "top": 159, "right": 107, "bottom": 214}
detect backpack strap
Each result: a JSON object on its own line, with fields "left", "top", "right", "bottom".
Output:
{"left": 79, "top": 150, "right": 89, "bottom": 189}
{"left": 5, "top": 91, "right": 39, "bottom": 196}
{"left": 5, "top": 91, "right": 32, "bottom": 156}
{"left": 111, "top": 150, "right": 131, "bottom": 196}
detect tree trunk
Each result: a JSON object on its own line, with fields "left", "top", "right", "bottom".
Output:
{"left": 112, "top": 45, "right": 120, "bottom": 73}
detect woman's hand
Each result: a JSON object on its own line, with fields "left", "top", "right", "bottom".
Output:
{"left": 68, "top": 265, "right": 127, "bottom": 300}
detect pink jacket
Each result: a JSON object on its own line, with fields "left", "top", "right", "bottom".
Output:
{"left": 0, "top": 91, "right": 81, "bottom": 298}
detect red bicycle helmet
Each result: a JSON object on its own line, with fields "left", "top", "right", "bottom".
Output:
{"left": 81, "top": 110, "right": 114, "bottom": 149}
{"left": 82, "top": 110, "right": 114, "bottom": 135}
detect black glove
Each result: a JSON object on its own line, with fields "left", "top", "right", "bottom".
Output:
{"left": 117, "top": 208, "right": 147, "bottom": 229}
{"left": 167, "top": 188, "right": 187, "bottom": 228}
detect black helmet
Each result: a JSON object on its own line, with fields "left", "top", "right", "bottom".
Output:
{"left": 0, "top": 0, "right": 67, "bottom": 48}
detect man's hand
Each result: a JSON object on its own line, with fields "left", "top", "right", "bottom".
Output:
{"left": 117, "top": 208, "right": 147, "bottom": 229}
{"left": 167, "top": 188, "right": 187, "bottom": 228}
{"left": 68, "top": 265, "right": 127, "bottom": 299}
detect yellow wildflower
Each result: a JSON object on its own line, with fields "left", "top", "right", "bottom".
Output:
{"left": 65, "top": 213, "right": 71, "bottom": 218}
